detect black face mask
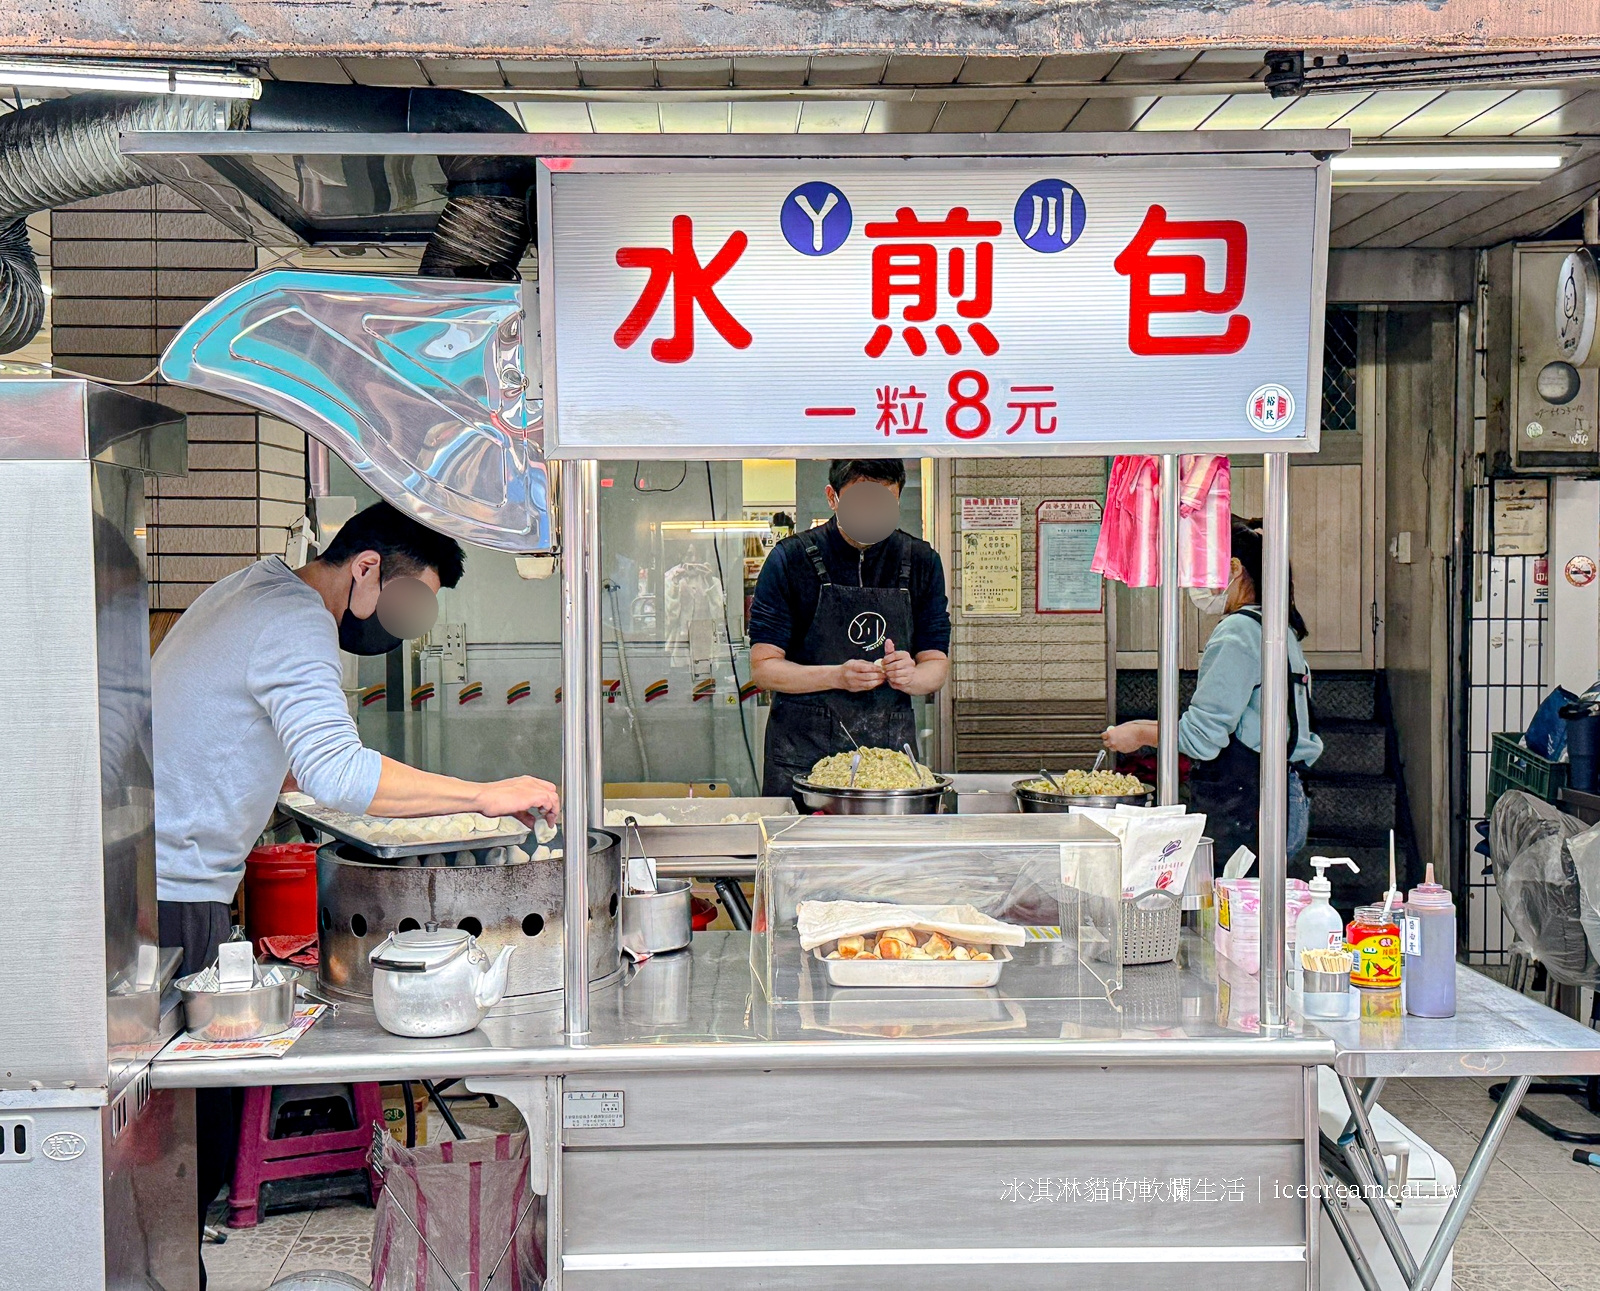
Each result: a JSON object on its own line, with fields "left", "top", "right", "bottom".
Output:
{"left": 339, "top": 575, "right": 404, "bottom": 656}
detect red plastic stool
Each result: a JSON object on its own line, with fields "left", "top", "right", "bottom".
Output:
{"left": 228, "top": 1082, "right": 384, "bottom": 1228}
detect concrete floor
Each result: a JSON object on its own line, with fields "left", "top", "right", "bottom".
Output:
{"left": 205, "top": 1076, "right": 1600, "bottom": 1291}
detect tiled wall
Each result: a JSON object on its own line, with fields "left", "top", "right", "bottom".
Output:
{"left": 50, "top": 187, "right": 306, "bottom": 609}
{"left": 948, "top": 455, "right": 1109, "bottom": 706}
{"left": 1464, "top": 515, "right": 1546, "bottom": 963}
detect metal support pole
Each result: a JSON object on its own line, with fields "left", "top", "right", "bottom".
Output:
{"left": 1320, "top": 1167, "right": 1384, "bottom": 1291}
{"left": 307, "top": 439, "right": 330, "bottom": 498}
{"left": 582, "top": 464, "right": 604, "bottom": 827}
{"left": 1259, "top": 453, "right": 1291, "bottom": 1033}
{"left": 1157, "top": 454, "right": 1181, "bottom": 806}
{"left": 560, "top": 460, "right": 599, "bottom": 1042}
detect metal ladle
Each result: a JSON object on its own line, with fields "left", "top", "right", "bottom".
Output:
{"left": 904, "top": 742, "right": 928, "bottom": 787}
{"left": 1039, "top": 767, "right": 1064, "bottom": 792}
{"left": 848, "top": 749, "right": 863, "bottom": 787}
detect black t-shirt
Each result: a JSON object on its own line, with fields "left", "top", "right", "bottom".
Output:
{"left": 747, "top": 519, "right": 951, "bottom": 662}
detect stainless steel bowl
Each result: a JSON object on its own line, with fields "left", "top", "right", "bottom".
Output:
{"left": 177, "top": 975, "right": 296, "bottom": 1042}
{"left": 793, "top": 775, "right": 952, "bottom": 815}
{"left": 1012, "top": 778, "right": 1153, "bottom": 813}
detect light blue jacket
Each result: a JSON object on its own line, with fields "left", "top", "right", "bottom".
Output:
{"left": 1177, "top": 611, "right": 1324, "bottom": 767}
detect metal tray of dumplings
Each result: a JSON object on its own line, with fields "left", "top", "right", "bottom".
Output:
{"left": 276, "top": 795, "right": 533, "bottom": 859}
{"left": 811, "top": 945, "right": 1012, "bottom": 989}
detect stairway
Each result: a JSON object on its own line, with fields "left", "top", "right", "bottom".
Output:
{"left": 1116, "top": 669, "right": 1418, "bottom": 912}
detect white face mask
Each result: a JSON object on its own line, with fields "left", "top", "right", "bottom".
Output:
{"left": 1188, "top": 586, "right": 1229, "bottom": 616}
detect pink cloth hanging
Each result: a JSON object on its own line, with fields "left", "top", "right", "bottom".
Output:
{"left": 1092, "top": 454, "right": 1232, "bottom": 589}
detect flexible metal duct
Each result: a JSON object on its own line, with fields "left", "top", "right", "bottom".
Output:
{"left": 0, "top": 83, "right": 531, "bottom": 352}
{"left": 0, "top": 93, "right": 240, "bottom": 353}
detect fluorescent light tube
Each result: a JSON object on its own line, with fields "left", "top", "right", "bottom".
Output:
{"left": 0, "top": 60, "right": 260, "bottom": 100}
{"left": 1331, "top": 153, "right": 1562, "bottom": 173}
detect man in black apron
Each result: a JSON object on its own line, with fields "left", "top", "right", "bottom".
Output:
{"left": 748, "top": 460, "right": 951, "bottom": 802}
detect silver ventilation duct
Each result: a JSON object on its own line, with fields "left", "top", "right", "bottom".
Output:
{"left": 0, "top": 83, "right": 533, "bottom": 352}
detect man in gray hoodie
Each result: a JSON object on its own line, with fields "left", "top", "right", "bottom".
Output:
{"left": 152, "top": 501, "right": 558, "bottom": 1275}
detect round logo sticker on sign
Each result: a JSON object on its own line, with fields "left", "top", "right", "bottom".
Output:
{"left": 1246, "top": 384, "right": 1295, "bottom": 433}
{"left": 1566, "top": 555, "right": 1597, "bottom": 588}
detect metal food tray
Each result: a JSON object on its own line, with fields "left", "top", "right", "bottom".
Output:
{"left": 604, "top": 797, "right": 795, "bottom": 858}
{"left": 811, "top": 945, "right": 1012, "bottom": 990}
{"left": 277, "top": 796, "right": 531, "bottom": 859}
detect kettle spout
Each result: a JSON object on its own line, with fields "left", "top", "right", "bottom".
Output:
{"left": 475, "top": 945, "right": 515, "bottom": 1012}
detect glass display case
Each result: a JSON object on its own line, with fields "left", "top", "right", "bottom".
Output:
{"left": 751, "top": 814, "right": 1124, "bottom": 1013}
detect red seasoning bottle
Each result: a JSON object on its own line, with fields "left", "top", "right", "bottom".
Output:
{"left": 1347, "top": 904, "right": 1403, "bottom": 991}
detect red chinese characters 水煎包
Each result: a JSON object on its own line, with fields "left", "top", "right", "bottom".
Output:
{"left": 864, "top": 206, "right": 1003, "bottom": 360}
{"left": 614, "top": 214, "right": 752, "bottom": 363}
{"left": 1113, "top": 205, "right": 1250, "bottom": 358}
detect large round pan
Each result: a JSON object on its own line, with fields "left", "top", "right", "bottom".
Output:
{"left": 793, "top": 774, "right": 953, "bottom": 815}
{"left": 1013, "top": 778, "right": 1153, "bottom": 813}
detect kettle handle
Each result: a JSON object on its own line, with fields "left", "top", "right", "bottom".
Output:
{"left": 369, "top": 956, "right": 428, "bottom": 973}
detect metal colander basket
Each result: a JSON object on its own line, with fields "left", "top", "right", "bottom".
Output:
{"left": 1121, "top": 889, "right": 1182, "bottom": 965}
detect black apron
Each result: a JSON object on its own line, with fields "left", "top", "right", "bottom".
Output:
{"left": 1184, "top": 606, "right": 1312, "bottom": 867}
{"left": 762, "top": 532, "right": 919, "bottom": 803}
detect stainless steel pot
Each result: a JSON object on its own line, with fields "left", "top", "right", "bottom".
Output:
{"left": 177, "top": 975, "right": 296, "bottom": 1042}
{"left": 792, "top": 775, "right": 952, "bottom": 815}
{"left": 317, "top": 827, "right": 620, "bottom": 1002}
{"left": 620, "top": 878, "right": 693, "bottom": 958}
{"left": 1012, "top": 779, "right": 1153, "bottom": 813}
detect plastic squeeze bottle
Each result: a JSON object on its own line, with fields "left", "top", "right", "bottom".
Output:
{"left": 1403, "top": 864, "right": 1457, "bottom": 1018}
{"left": 1294, "top": 856, "right": 1360, "bottom": 959}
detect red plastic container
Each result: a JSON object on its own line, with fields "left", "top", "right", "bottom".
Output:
{"left": 243, "top": 843, "right": 320, "bottom": 945}
{"left": 691, "top": 896, "right": 718, "bottom": 931}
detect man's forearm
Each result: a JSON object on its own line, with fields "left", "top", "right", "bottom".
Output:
{"left": 366, "top": 756, "right": 492, "bottom": 818}
{"left": 751, "top": 656, "right": 843, "bottom": 695}
{"left": 898, "top": 653, "right": 950, "bottom": 697}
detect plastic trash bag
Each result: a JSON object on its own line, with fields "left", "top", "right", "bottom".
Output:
{"left": 270, "top": 1275, "right": 369, "bottom": 1291}
{"left": 371, "top": 1130, "right": 544, "bottom": 1291}
{"left": 1489, "top": 791, "right": 1600, "bottom": 988}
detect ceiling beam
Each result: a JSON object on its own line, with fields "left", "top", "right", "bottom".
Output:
{"left": 0, "top": 1, "right": 1596, "bottom": 62}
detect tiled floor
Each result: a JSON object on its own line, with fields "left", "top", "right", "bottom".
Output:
{"left": 206, "top": 1076, "right": 1600, "bottom": 1290}
{"left": 204, "top": 1098, "right": 525, "bottom": 1291}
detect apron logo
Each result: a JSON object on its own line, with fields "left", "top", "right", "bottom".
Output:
{"left": 848, "top": 611, "right": 888, "bottom": 652}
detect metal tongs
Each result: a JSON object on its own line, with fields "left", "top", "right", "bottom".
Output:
{"left": 623, "top": 815, "right": 658, "bottom": 894}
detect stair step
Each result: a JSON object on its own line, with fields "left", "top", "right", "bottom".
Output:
{"left": 1290, "top": 842, "right": 1409, "bottom": 912}
{"left": 1312, "top": 720, "right": 1388, "bottom": 776}
{"left": 1307, "top": 774, "right": 1396, "bottom": 835}
{"left": 1117, "top": 670, "right": 1378, "bottom": 723}
{"left": 1313, "top": 673, "right": 1378, "bottom": 723}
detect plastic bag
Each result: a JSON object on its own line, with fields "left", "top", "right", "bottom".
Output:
{"left": 1525, "top": 686, "right": 1580, "bottom": 760}
{"left": 371, "top": 1130, "right": 544, "bottom": 1291}
{"left": 1489, "top": 791, "right": 1600, "bottom": 989}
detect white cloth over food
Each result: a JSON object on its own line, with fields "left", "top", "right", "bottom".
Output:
{"left": 796, "top": 900, "right": 1026, "bottom": 951}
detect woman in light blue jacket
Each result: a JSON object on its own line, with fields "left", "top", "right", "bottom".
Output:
{"left": 1103, "top": 517, "right": 1323, "bottom": 866}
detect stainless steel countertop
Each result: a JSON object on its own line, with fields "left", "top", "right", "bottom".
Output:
{"left": 150, "top": 932, "right": 1600, "bottom": 1090}
{"left": 1317, "top": 965, "right": 1600, "bottom": 1078}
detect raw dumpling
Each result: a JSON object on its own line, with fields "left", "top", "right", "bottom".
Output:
{"left": 533, "top": 817, "right": 558, "bottom": 845}
{"left": 473, "top": 814, "right": 505, "bottom": 834}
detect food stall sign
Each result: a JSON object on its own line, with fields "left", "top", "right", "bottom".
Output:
{"left": 538, "top": 139, "right": 1333, "bottom": 459}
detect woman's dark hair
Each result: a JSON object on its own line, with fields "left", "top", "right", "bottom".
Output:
{"left": 829, "top": 459, "right": 906, "bottom": 492}
{"left": 318, "top": 501, "right": 466, "bottom": 588}
{"left": 1231, "top": 516, "right": 1308, "bottom": 641}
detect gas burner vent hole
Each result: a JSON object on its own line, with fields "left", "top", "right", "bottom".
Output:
{"left": 522, "top": 913, "right": 545, "bottom": 937}
{"left": 350, "top": 913, "right": 368, "bottom": 938}
{"left": 397, "top": 917, "right": 421, "bottom": 933}
{"left": 457, "top": 916, "right": 483, "bottom": 937}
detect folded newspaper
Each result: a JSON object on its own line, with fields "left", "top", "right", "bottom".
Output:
{"left": 161, "top": 1003, "right": 327, "bottom": 1062}
{"left": 796, "top": 900, "right": 1026, "bottom": 952}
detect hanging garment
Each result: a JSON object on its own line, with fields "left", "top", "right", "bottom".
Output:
{"left": 1091, "top": 454, "right": 1232, "bottom": 589}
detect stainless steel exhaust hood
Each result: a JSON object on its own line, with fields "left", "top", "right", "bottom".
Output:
{"left": 160, "top": 269, "right": 550, "bottom": 553}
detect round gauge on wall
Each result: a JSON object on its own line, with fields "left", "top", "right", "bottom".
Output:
{"left": 1537, "top": 360, "right": 1583, "bottom": 406}
{"left": 1557, "top": 247, "right": 1600, "bottom": 364}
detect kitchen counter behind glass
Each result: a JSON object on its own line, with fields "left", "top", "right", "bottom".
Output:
{"left": 751, "top": 814, "right": 1124, "bottom": 1014}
